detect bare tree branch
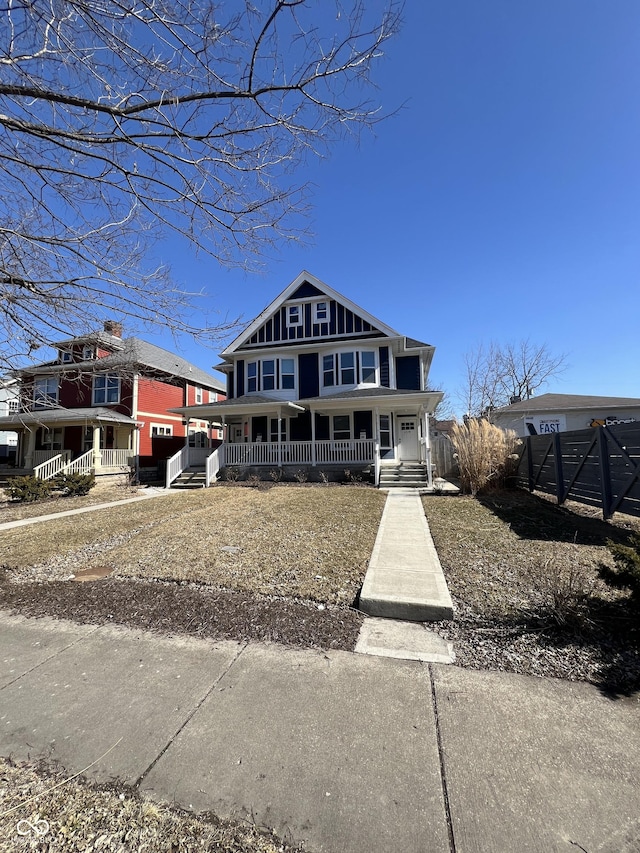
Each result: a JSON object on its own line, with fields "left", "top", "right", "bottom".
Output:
{"left": 0, "top": 0, "right": 402, "bottom": 370}
{"left": 458, "top": 339, "right": 568, "bottom": 418}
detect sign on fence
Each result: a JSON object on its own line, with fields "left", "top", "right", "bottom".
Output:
{"left": 517, "top": 422, "right": 640, "bottom": 519}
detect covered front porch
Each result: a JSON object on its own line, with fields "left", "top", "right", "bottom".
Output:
{"left": 0, "top": 407, "right": 139, "bottom": 480}
{"left": 169, "top": 389, "right": 441, "bottom": 488}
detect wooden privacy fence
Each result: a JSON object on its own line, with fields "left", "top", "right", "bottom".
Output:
{"left": 517, "top": 422, "right": 640, "bottom": 519}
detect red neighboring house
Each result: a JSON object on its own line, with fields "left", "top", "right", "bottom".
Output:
{"left": 0, "top": 321, "right": 225, "bottom": 480}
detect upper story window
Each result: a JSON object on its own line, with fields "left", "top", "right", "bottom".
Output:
{"left": 246, "top": 358, "right": 296, "bottom": 393}
{"left": 60, "top": 350, "right": 73, "bottom": 364}
{"left": 287, "top": 304, "right": 303, "bottom": 327}
{"left": 93, "top": 374, "right": 120, "bottom": 405}
{"left": 322, "top": 349, "right": 378, "bottom": 389}
{"left": 34, "top": 377, "right": 58, "bottom": 408}
{"left": 8, "top": 399, "right": 19, "bottom": 412}
{"left": 195, "top": 385, "right": 203, "bottom": 404}
{"left": 82, "top": 346, "right": 95, "bottom": 360}
{"left": 314, "top": 301, "right": 328, "bottom": 323}
{"left": 209, "top": 390, "right": 218, "bottom": 403}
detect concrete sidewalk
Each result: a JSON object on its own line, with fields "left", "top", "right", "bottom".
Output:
{"left": 359, "top": 490, "right": 454, "bottom": 622}
{"left": 1, "top": 613, "right": 638, "bottom": 853}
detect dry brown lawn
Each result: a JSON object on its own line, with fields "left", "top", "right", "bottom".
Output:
{"left": 1, "top": 486, "right": 386, "bottom": 605}
{"left": 0, "top": 481, "right": 138, "bottom": 523}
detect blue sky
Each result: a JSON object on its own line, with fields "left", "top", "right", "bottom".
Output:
{"left": 145, "top": 1, "right": 640, "bottom": 416}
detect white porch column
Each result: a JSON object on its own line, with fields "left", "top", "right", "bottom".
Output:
{"left": 24, "top": 428, "right": 36, "bottom": 469}
{"left": 423, "top": 409, "right": 434, "bottom": 488}
{"left": 310, "top": 408, "right": 316, "bottom": 466}
{"left": 92, "top": 425, "right": 102, "bottom": 469}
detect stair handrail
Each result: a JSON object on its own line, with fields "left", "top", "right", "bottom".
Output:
{"left": 205, "top": 445, "right": 225, "bottom": 487}
{"left": 33, "top": 454, "right": 64, "bottom": 481}
{"left": 165, "top": 445, "right": 189, "bottom": 489}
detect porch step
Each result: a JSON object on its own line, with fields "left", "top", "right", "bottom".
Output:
{"left": 171, "top": 467, "right": 207, "bottom": 489}
{"left": 379, "top": 464, "right": 428, "bottom": 489}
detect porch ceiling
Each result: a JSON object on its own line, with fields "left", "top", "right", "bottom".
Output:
{"left": 0, "top": 407, "right": 139, "bottom": 430}
{"left": 172, "top": 396, "right": 305, "bottom": 419}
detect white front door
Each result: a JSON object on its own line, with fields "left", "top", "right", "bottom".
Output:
{"left": 397, "top": 417, "right": 419, "bottom": 461}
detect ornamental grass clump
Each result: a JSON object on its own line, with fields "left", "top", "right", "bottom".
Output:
{"left": 451, "top": 418, "right": 520, "bottom": 495}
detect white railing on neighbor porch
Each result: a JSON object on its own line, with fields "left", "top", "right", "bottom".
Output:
{"left": 33, "top": 454, "right": 66, "bottom": 480}
{"left": 63, "top": 450, "right": 93, "bottom": 476}
{"left": 33, "top": 450, "right": 71, "bottom": 467}
{"left": 206, "top": 445, "right": 225, "bottom": 486}
{"left": 224, "top": 439, "right": 375, "bottom": 468}
{"left": 101, "top": 449, "right": 135, "bottom": 468}
{"left": 165, "top": 445, "right": 190, "bottom": 488}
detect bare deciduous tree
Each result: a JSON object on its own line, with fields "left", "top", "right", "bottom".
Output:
{"left": 458, "top": 340, "right": 568, "bottom": 418}
{"left": 0, "top": 0, "right": 402, "bottom": 369}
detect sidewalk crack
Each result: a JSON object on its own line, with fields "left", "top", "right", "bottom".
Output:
{"left": 134, "top": 642, "right": 247, "bottom": 788}
{"left": 429, "top": 663, "right": 457, "bottom": 853}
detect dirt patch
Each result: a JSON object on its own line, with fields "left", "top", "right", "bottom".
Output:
{"left": 423, "top": 490, "right": 640, "bottom": 695}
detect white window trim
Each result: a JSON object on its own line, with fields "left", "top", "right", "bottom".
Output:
{"left": 246, "top": 358, "right": 296, "bottom": 393}
{"left": 60, "top": 350, "right": 73, "bottom": 364}
{"left": 82, "top": 346, "right": 95, "bottom": 360}
{"left": 287, "top": 304, "right": 303, "bottom": 328}
{"left": 314, "top": 301, "right": 328, "bottom": 323}
{"left": 321, "top": 348, "right": 378, "bottom": 389}
{"left": 150, "top": 423, "right": 173, "bottom": 437}
{"left": 92, "top": 374, "right": 121, "bottom": 406}
{"left": 332, "top": 413, "right": 352, "bottom": 440}
{"left": 33, "top": 377, "right": 59, "bottom": 408}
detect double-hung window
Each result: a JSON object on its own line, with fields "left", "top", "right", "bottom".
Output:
{"left": 247, "top": 362, "right": 258, "bottom": 392}
{"left": 360, "top": 351, "right": 376, "bottom": 383}
{"left": 281, "top": 358, "right": 295, "bottom": 390}
{"left": 339, "top": 352, "right": 355, "bottom": 385}
{"left": 34, "top": 377, "right": 58, "bottom": 408}
{"left": 333, "top": 415, "right": 351, "bottom": 440}
{"left": 322, "top": 355, "right": 335, "bottom": 388}
{"left": 314, "top": 301, "right": 328, "bottom": 323}
{"left": 262, "top": 360, "right": 276, "bottom": 391}
{"left": 195, "top": 386, "right": 203, "bottom": 404}
{"left": 288, "top": 304, "right": 302, "bottom": 327}
{"left": 93, "top": 374, "right": 120, "bottom": 405}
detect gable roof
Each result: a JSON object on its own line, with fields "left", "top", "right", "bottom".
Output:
{"left": 22, "top": 336, "right": 224, "bottom": 392}
{"left": 221, "top": 271, "right": 401, "bottom": 356}
{"left": 494, "top": 393, "right": 640, "bottom": 413}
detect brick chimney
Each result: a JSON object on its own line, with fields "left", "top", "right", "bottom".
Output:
{"left": 103, "top": 320, "right": 123, "bottom": 338}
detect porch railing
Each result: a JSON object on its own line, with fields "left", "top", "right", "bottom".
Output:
{"left": 166, "top": 445, "right": 190, "bottom": 488}
{"left": 206, "top": 445, "right": 225, "bottom": 486}
{"left": 33, "top": 454, "right": 65, "bottom": 481}
{"left": 224, "top": 439, "right": 375, "bottom": 468}
{"left": 63, "top": 450, "right": 93, "bottom": 476}
{"left": 33, "top": 450, "right": 71, "bottom": 467}
{"left": 101, "top": 449, "right": 134, "bottom": 468}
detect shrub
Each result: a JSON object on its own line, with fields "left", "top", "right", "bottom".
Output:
{"left": 6, "top": 475, "right": 53, "bottom": 503}
{"left": 525, "top": 552, "right": 595, "bottom": 630}
{"left": 269, "top": 468, "right": 283, "bottom": 483}
{"left": 224, "top": 467, "right": 239, "bottom": 482}
{"left": 451, "top": 419, "right": 520, "bottom": 495}
{"left": 293, "top": 468, "right": 308, "bottom": 483}
{"left": 599, "top": 534, "right": 640, "bottom": 606}
{"left": 246, "top": 474, "right": 261, "bottom": 488}
{"left": 54, "top": 472, "right": 96, "bottom": 497}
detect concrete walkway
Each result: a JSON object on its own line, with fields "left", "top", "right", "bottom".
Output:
{"left": 359, "top": 490, "right": 454, "bottom": 622}
{"left": 1, "top": 614, "right": 638, "bottom": 853}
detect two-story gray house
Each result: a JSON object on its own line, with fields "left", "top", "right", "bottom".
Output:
{"left": 169, "top": 272, "right": 443, "bottom": 487}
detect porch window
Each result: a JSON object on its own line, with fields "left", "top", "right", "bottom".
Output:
{"left": 247, "top": 361, "right": 258, "bottom": 392}
{"left": 39, "top": 427, "right": 63, "bottom": 451}
{"left": 379, "top": 414, "right": 392, "bottom": 450}
{"left": 323, "top": 355, "right": 335, "bottom": 387}
{"left": 361, "top": 351, "right": 376, "bottom": 384}
{"left": 262, "top": 360, "right": 276, "bottom": 391}
{"left": 270, "top": 418, "right": 287, "bottom": 443}
{"left": 93, "top": 374, "right": 120, "bottom": 405}
{"left": 339, "top": 352, "right": 355, "bottom": 385}
{"left": 189, "top": 429, "right": 207, "bottom": 447}
{"left": 34, "top": 377, "right": 58, "bottom": 408}
{"left": 281, "top": 358, "right": 295, "bottom": 390}
{"left": 333, "top": 414, "right": 351, "bottom": 440}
